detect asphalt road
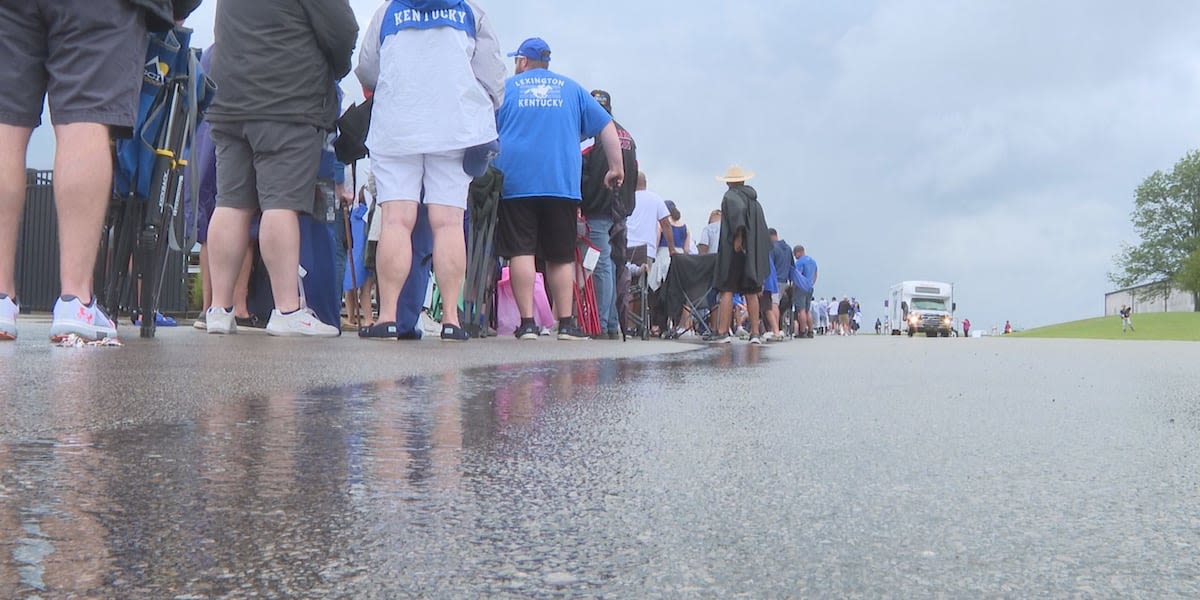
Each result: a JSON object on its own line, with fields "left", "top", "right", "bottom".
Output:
{"left": 1, "top": 324, "right": 1197, "bottom": 597}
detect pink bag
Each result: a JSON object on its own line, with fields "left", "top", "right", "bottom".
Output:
{"left": 495, "top": 267, "right": 555, "bottom": 335}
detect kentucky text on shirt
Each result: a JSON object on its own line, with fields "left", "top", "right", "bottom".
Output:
{"left": 393, "top": 9, "right": 468, "bottom": 26}
{"left": 516, "top": 77, "right": 566, "bottom": 108}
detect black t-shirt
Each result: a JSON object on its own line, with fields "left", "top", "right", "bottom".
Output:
{"left": 838, "top": 300, "right": 852, "bottom": 315}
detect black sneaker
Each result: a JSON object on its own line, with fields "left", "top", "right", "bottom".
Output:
{"left": 514, "top": 323, "right": 539, "bottom": 341}
{"left": 557, "top": 324, "right": 590, "bottom": 341}
{"left": 703, "top": 332, "right": 732, "bottom": 344}
{"left": 359, "top": 321, "right": 400, "bottom": 340}
{"left": 440, "top": 323, "right": 469, "bottom": 342}
{"left": 236, "top": 315, "right": 266, "bottom": 329}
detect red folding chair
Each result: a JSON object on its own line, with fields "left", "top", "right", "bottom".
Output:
{"left": 575, "top": 216, "right": 601, "bottom": 336}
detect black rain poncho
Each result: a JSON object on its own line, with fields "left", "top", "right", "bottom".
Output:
{"left": 713, "top": 184, "right": 771, "bottom": 292}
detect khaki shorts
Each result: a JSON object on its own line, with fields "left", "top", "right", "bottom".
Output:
{"left": 211, "top": 120, "right": 324, "bottom": 214}
{"left": 0, "top": 0, "right": 146, "bottom": 136}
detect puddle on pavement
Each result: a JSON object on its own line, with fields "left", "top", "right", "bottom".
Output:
{"left": 0, "top": 345, "right": 764, "bottom": 597}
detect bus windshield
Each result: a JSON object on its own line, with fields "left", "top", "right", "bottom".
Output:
{"left": 911, "top": 297, "right": 946, "bottom": 311}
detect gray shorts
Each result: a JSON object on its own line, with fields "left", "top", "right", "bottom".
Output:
{"left": 211, "top": 120, "right": 324, "bottom": 214}
{"left": 0, "top": 0, "right": 146, "bottom": 135}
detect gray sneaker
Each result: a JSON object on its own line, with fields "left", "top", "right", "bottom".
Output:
{"left": 557, "top": 324, "right": 590, "bottom": 341}
{"left": 206, "top": 306, "right": 237, "bottom": 335}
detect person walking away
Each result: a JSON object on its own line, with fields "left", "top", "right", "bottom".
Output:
{"left": 355, "top": 0, "right": 505, "bottom": 342}
{"left": 581, "top": 89, "right": 638, "bottom": 340}
{"left": 0, "top": 0, "right": 202, "bottom": 342}
{"left": 837, "top": 296, "right": 852, "bottom": 336}
{"left": 791, "top": 244, "right": 817, "bottom": 338}
{"left": 204, "top": 0, "right": 356, "bottom": 337}
{"left": 493, "top": 37, "right": 625, "bottom": 341}
{"left": 1119, "top": 305, "right": 1134, "bottom": 333}
{"left": 709, "top": 165, "right": 770, "bottom": 344}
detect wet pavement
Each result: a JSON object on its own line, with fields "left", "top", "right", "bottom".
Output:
{"left": 1, "top": 325, "right": 1199, "bottom": 597}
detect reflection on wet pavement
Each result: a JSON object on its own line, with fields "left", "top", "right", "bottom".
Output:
{"left": 0, "top": 346, "right": 764, "bottom": 597}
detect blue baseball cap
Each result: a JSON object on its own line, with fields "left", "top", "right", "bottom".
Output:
{"left": 508, "top": 37, "right": 551, "bottom": 62}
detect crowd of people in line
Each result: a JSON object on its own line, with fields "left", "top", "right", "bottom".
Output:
{"left": 0, "top": 0, "right": 838, "bottom": 347}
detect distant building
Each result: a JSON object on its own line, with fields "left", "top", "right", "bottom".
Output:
{"left": 1104, "top": 281, "right": 1196, "bottom": 315}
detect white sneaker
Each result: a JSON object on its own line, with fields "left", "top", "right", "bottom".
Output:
{"left": 0, "top": 295, "right": 18, "bottom": 340}
{"left": 750, "top": 336, "right": 763, "bottom": 345}
{"left": 266, "top": 308, "right": 339, "bottom": 337}
{"left": 206, "top": 306, "right": 237, "bottom": 335}
{"left": 761, "top": 332, "right": 774, "bottom": 342}
{"left": 192, "top": 314, "right": 207, "bottom": 330}
{"left": 49, "top": 295, "right": 118, "bottom": 342}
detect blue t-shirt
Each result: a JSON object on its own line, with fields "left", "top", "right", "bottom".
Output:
{"left": 792, "top": 255, "right": 818, "bottom": 293}
{"left": 495, "top": 68, "right": 612, "bottom": 201}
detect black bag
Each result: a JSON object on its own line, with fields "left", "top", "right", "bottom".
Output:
{"left": 334, "top": 97, "right": 373, "bottom": 164}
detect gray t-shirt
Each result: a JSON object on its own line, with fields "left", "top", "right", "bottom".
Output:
{"left": 698, "top": 221, "right": 721, "bottom": 253}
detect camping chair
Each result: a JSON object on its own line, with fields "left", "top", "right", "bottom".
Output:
{"left": 463, "top": 167, "right": 502, "bottom": 337}
{"left": 98, "top": 27, "right": 214, "bottom": 338}
{"left": 662, "top": 254, "right": 718, "bottom": 338}
{"left": 621, "top": 245, "right": 651, "bottom": 340}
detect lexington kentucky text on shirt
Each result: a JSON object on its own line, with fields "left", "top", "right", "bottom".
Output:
{"left": 516, "top": 77, "right": 567, "bottom": 108}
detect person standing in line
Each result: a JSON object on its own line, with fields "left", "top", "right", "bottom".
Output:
{"left": 580, "top": 89, "right": 638, "bottom": 340}
{"left": 660, "top": 200, "right": 692, "bottom": 255}
{"left": 355, "top": 0, "right": 505, "bottom": 342}
{"left": 204, "top": 0, "right": 357, "bottom": 337}
{"left": 708, "top": 165, "right": 770, "bottom": 344}
{"left": 791, "top": 244, "right": 817, "bottom": 338}
{"left": 493, "top": 37, "right": 625, "bottom": 341}
{"left": 0, "top": 0, "right": 202, "bottom": 342}
{"left": 697, "top": 209, "right": 722, "bottom": 255}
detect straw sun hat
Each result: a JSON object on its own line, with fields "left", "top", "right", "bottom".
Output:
{"left": 716, "top": 164, "right": 755, "bottom": 183}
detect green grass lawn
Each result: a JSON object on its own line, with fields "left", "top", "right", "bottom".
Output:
{"left": 1014, "top": 312, "right": 1200, "bottom": 341}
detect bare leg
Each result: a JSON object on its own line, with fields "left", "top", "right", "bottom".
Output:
{"left": 717, "top": 291, "right": 733, "bottom": 335}
{"left": 428, "top": 204, "right": 465, "bottom": 327}
{"left": 344, "top": 287, "right": 358, "bottom": 325}
{"left": 359, "top": 277, "right": 375, "bottom": 323}
{"left": 374, "top": 200, "right": 417, "bottom": 324}
{"left": 199, "top": 244, "right": 212, "bottom": 312}
{"left": 546, "top": 261, "right": 575, "bottom": 320}
{"left": 258, "top": 208, "right": 301, "bottom": 314}
{"left": 207, "top": 206, "right": 254, "bottom": 310}
{"left": 0, "top": 125, "right": 32, "bottom": 296}
{"left": 233, "top": 243, "right": 254, "bottom": 318}
{"left": 510, "top": 255, "right": 537, "bottom": 318}
{"left": 746, "top": 294, "right": 762, "bottom": 335}
{"left": 53, "top": 124, "right": 112, "bottom": 300}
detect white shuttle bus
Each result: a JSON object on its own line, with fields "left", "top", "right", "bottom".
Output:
{"left": 888, "top": 281, "right": 955, "bottom": 337}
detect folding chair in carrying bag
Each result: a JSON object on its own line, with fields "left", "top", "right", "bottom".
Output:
{"left": 463, "top": 167, "right": 503, "bottom": 337}
{"left": 574, "top": 216, "right": 602, "bottom": 337}
{"left": 98, "top": 27, "right": 214, "bottom": 338}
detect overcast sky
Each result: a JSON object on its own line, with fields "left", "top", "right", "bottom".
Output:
{"left": 27, "top": 0, "right": 1200, "bottom": 330}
